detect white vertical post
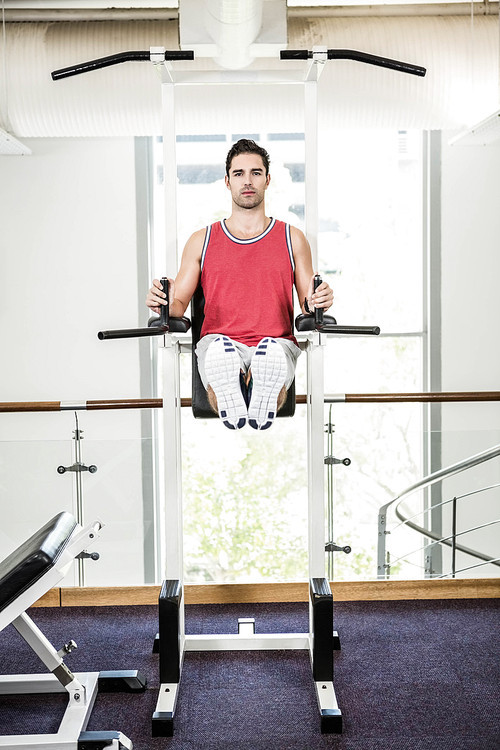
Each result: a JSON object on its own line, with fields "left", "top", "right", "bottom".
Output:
{"left": 304, "top": 50, "right": 328, "bottom": 582}
{"left": 306, "top": 333, "right": 327, "bottom": 579}
{"left": 156, "top": 56, "right": 184, "bottom": 597}
{"left": 161, "top": 340, "right": 184, "bottom": 589}
{"left": 159, "top": 63, "right": 178, "bottom": 275}
{"left": 304, "top": 47, "right": 326, "bottom": 271}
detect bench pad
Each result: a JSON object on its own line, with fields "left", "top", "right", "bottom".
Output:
{"left": 0, "top": 512, "right": 77, "bottom": 613}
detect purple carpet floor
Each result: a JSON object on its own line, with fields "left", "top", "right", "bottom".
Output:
{"left": 0, "top": 598, "right": 498, "bottom": 750}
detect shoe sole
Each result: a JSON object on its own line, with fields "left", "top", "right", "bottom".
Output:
{"left": 204, "top": 336, "right": 247, "bottom": 430}
{"left": 248, "top": 338, "right": 287, "bottom": 430}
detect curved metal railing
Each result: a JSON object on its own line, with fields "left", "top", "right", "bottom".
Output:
{"left": 378, "top": 445, "right": 500, "bottom": 579}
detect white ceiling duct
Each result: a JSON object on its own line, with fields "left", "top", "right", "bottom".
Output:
{"left": 180, "top": 0, "right": 286, "bottom": 70}
{"left": 0, "top": 16, "right": 498, "bottom": 137}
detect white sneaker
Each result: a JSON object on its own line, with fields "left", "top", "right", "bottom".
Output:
{"left": 204, "top": 336, "right": 247, "bottom": 430}
{"left": 248, "top": 338, "right": 287, "bottom": 430}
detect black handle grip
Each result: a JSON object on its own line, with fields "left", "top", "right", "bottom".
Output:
{"left": 98, "top": 326, "right": 168, "bottom": 340}
{"left": 280, "top": 48, "right": 426, "bottom": 77}
{"left": 160, "top": 277, "right": 169, "bottom": 328}
{"left": 280, "top": 50, "right": 310, "bottom": 60}
{"left": 51, "top": 49, "right": 194, "bottom": 80}
{"left": 327, "top": 49, "right": 426, "bottom": 77}
{"left": 314, "top": 274, "right": 324, "bottom": 327}
{"left": 317, "top": 324, "right": 381, "bottom": 335}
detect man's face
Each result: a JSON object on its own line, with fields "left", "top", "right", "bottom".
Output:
{"left": 225, "top": 153, "right": 270, "bottom": 210}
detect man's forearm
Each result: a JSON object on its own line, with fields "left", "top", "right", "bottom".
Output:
{"left": 170, "top": 298, "right": 189, "bottom": 318}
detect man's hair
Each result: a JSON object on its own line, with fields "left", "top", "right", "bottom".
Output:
{"left": 225, "top": 139, "right": 270, "bottom": 177}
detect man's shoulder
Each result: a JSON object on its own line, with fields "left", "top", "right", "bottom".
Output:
{"left": 274, "top": 218, "right": 303, "bottom": 235}
{"left": 184, "top": 226, "right": 210, "bottom": 259}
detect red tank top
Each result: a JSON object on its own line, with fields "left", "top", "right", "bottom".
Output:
{"left": 200, "top": 219, "right": 297, "bottom": 347}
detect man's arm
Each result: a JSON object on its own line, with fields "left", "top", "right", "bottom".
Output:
{"left": 291, "top": 226, "right": 334, "bottom": 313}
{"left": 146, "top": 228, "right": 205, "bottom": 317}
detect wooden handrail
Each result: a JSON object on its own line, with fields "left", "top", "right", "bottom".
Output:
{"left": 340, "top": 391, "right": 500, "bottom": 403}
{"left": 1, "top": 392, "right": 499, "bottom": 413}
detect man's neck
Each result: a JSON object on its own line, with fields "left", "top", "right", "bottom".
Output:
{"left": 225, "top": 205, "right": 271, "bottom": 240}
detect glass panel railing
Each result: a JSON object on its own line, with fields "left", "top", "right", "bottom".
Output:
{"left": 1, "top": 398, "right": 499, "bottom": 588}
{"left": 0, "top": 433, "right": 158, "bottom": 588}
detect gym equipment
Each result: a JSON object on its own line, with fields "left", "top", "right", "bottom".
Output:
{"left": 0, "top": 512, "right": 146, "bottom": 749}
{"left": 54, "top": 30, "right": 425, "bottom": 738}
{"left": 98, "top": 287, "right": 379, "bottom": 736}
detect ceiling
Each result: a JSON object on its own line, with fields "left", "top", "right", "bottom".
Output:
{"left": 1, "top": 0, "right": 499, "bottom": 21}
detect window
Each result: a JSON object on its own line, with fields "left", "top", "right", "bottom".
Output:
{"left": 151, "top": 129, "right": 425, "bottom": 582}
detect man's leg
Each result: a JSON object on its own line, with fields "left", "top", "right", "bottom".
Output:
{"left": 196, "top": 335, "right": 248, "bottom": 430}
{"left": 247, "top": 338, "right": 300, "bottom": 430}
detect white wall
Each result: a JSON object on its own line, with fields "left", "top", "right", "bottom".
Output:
{"left": 0, "top": 138, "right": 150, "bottom": 585}
{"left": 439, "top": 133, "right": 500, "bottom": 577}
{"left": 1, "top": 132, "right": 499, "bottom": 584}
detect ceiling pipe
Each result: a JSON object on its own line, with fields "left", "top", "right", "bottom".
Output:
{"left": 0, "top": 16, "right": 498, "bottom": 137}
{"left": 204, "top": 0, "right": 263, "bottom": 69}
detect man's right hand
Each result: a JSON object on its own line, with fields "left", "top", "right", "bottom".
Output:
{"left": 146, "top": 278, "right": 172, "bottom": 314}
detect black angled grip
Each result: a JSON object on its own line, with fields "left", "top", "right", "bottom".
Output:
{"left": 327, "top": 49, "right": 426, "bottom": 77}
{"left": 280, "top": 48, "right": 426, "bottom": 77}
{"left": 51, "top": 49, "right": 194, "bottom": 80}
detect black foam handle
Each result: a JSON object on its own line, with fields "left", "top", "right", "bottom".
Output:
{"left": 51, "top": 49, "right": 194, "bottom": 80}
{"left": 327, "top": 49, "right": 426, "bottom": 77}
{"left": 98, "top": 326, "right": 168, "bottom": 340}
{"left": 314, "top": 274, "right": 324, "bottom": 327}
{"left": 160, "top": 277, "right": 169, "bottom": 328}
{"left": 279, "top": 48, "right": 426, "bottom": 77}
{"left": 280, "top": 50, "right": 310, "bottom": 60}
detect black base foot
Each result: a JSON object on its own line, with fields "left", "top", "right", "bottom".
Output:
{"left": 98, "top": 670, "right": 147, "bottom": 693}
{"left": 320, "top": 709, "right": 343, "bottom": 734}
{"left": 152, "top": 710, "right": 174, "bottom": 737}
{"left": 333, "top": 630, "right": 341, "bottom": 650}
{"left": 152, "top": 632, "right": 160, "bottom": 653}
{"left": 78, "top": 730, "right": 132, "bottom": 749}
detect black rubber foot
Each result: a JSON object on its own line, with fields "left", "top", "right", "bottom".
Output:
{"left": 78, "top": 730, "right": 131, "bottom": 749}
{"left": 152, "top": 710, "right": 174, "bottom": 737}
{"left": 152, "top": 632, "right": 160, "bottom": 653}
{"left": 333, "top": 630, "right": 341, "bottom": 650}
{"left": 320, "top": 709, "right": 343, "bottom": 734}
{"left": 98, "top": 669, "right": 147, "bottom": 693}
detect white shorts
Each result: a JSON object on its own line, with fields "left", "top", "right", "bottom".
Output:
{"left": 195, "top": 335, "right": 301, "bottom": 391}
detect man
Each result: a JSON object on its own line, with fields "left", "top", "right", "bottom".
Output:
{"left": 146, "top": 139, "right": 333, "bottom": 430}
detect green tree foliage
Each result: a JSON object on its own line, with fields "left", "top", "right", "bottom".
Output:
{"left": 183, "top": 428, "right": 308, "bottom": 582}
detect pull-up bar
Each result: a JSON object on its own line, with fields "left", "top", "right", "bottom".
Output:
{"left": 51, "top": 48, "right": 426, "bottom": 81}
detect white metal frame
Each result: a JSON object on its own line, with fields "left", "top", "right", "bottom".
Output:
{"left": 151, "top": 50, "right": 341, "bottom": 730}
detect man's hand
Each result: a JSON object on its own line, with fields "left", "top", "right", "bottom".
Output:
{"left": 306, "top": 274, "right": 334, "bottom": 312}
{"left": 146, "top": 278, "right": 173, "bottom": 314}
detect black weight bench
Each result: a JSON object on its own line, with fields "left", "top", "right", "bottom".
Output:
{"left": 0, "top": 512, "right": 146, "bottom": 750}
